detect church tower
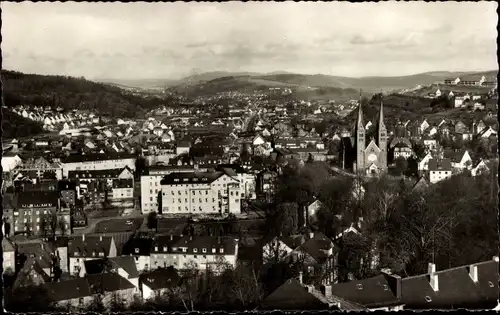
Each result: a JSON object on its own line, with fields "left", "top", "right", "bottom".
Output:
{"left": 355, "top": 93, "right": 365, "bottom": 173}
{"left": 376, "top": 98, "right": 388, "bottom": 172}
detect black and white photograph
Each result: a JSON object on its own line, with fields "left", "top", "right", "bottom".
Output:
{"left": 1, "top": 1, "right": 499, "bottom": 312}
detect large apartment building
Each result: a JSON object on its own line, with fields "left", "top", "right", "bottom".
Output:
{"left": 140, "top": 165, "right": 208, "bottom": 214}
{"left": 160, "top": 171, "right": 241, "bottom": 215}
{"left": 61, "top": 153, "right": 136, "bottom": 178}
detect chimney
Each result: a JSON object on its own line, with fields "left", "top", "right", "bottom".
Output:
{"left": 324, "top": 285, "right": 332, "bottom": 298}
{"left": 468, "top": 265, "right": 479, "bottom": 283}
{"left": 428, "top": 263, "right": 439, "bottom": 292}
{"left": 82, "top": 234, "right": 85, "bottom": 242}
{"left": 299, "top": 271, "right": 303, "bottom": 284}
{"left": 170, "top": 235, "right": 173, "bottom": 241}
{"left": 493, "top": 256, "right": 499, "bottom": 262}
{"left": 309, "top": 232, "right": 314, "bottom": 239}
{"left": 99, "top": 235, "right": 103, "bottom": 242}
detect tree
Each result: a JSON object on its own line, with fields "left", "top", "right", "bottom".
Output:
{"left": 5, "top": 285, "right": 55, "bottom": 312}
{"left": 394, "top": 156, "right": 408, "bottom": 176}
{"left": 314, "top": 120, "right": 328, "bottom": 137}
{"left": 273, "top": 202, "right": 299, "bottom": 236}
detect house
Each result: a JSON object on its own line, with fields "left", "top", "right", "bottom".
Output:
{"left": 86, "top": 272, "right": 139, "bottom": 308}
{"left": 443, "top": 150, "right": 473, "bottom": 171}
{"left": 2, "top": 152, "right": 23, "bottom": 172}
{"left": 422, "top": 137, "right": 437, "bottom": 151}
{"left": 328, "top": 271, "right": 404, "bottom": 311}
{"left": 477, "top": 126, "right": 497, "bottom": 139}
{"left": 290, "top": 232, "right": 336, "bottom": 282}
{"left": 471, "top": 159, "right": 491, "bottom": 177}
{"left": 175, "top": 141, "right": 191, "bottom": 155}
{"left": 427, "top": 126, "right": 438, "bottom": 137}
{"left": 474, "top": 120, "right": 487, "bottom": 135}
{"left": 401, "top": 259, "right": 499, "bottom": 309}
{"left": 262, "top": 235, "right": 305, "bottom": 265}
{"left": 260, "top": 277, "right": 366, "bottom": 310}
{"left": 444, "top": 77, "right": 460, "bottom": 85}
{"left": 83, "top": 256, "right": 140, "bottom": 291}
{"left": 390, "top": 138, "right": 413, "bottom": 160}
{"left": 122, "top": 238, "right": 154, "bottom": 272}
{"left": 435, "top": 89, "right": 442, "bottom": 97}
{"left": 2, "top": 238, "right": 16, "bottom": 274}
{"left": 41, "top": 278, "right": 93, "bottom": 309}
{"left": 419, "top": 120, "right": 430, "bottom": 134}
{"left": 454, "top": 121, "right": 468, "bottom": 134}
{"left": 139, "top": 267, "right": 181, "bottom": 300}
{"left": 111, "top": 179, "right": 134, "bottom": 200}
{"left": 61, "top": 153, "right": 136, "bottom": 178}
{"left": 13, "top": 255, "right": 53, "bottom": 289}
{"left": 428, "top": 159, "right": 452, "bottom": 184}
{"left": 418, "top": 153, "right": 433, "bottom": 171}
{"left": 68, "top": 235, "right": 117, "bottom": 277}
{"left": 13, "top": 190, "right": 60, "bottom": 236}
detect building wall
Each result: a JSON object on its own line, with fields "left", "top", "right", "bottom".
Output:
{"left": 429, "top": 170, "right": 452, "bottom": 184}
{"left": 13, "top": 206, "right": 57, "bottom": 236}
{"left": 140, "top": 175, "right": 162, "bottom": 214}
{"left": 69, "top": 257, "right": 100, "bottom": 277}
{"left": 133, "top": 255, "right": 150, "bottom": 272}
{"left": 111, "top": 187, "right": 134, "bottom": 200}
{"left": 160, "top": 175, "right": 241, "bottom": 215}
{"left": 3, "top": 251, "right": 15, "bottom": 274}
{"left": 62, "top": 158, "right": 136, "bottom": 177}
{"left": 56, "top": 296, "right": 93, "bottom": 309}
{"left": 57, "top": 247, "right": 69, "bottom": 273}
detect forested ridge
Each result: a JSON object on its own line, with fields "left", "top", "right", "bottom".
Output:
{"left": 2, "top": 70, "right": 169, "bottom": 118}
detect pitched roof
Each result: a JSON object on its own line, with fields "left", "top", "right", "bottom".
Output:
{"left": 17, "top": 191, "right": 59, "bottom": 208}
{"left": 61, "top": 152, "right": 135, "bottom": 163}
{"left": 84, "top": 256, "right": 139, "bottom": 279}
{"left": 329, "top": 273, "right": 402, "bottom": 308}
{"left": 428, "top": 159, "right": 452, "bottom": 171}
{"left": 260, "top": 278, "right": 331, "bottom": 310}
{"left": 86, "top": 272, "right": 135, "bottom": 294}
{"left": 68, "top": 235, "right": 115, "bottom": 258}
{"left": 68, "top": 167, "right": 132, "bottom": 179}
{"left": 402, "top": 259, "right": 499, "bottom": 309}
{"left": 140, "top": 267, "right": 181, "bottom": 290}
{"left": 42, "top": 278, "right": 92, "bottom": 302}
{"left": 122, "top": 237, "right": 154, "bottom": 256}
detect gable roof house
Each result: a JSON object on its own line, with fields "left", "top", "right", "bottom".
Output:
{"left": 401, "top": 258, "right": 499, "bottom": 309}
{"left": 443, "top": 150, "right": 473, "bottom": 171}
{"left": 68, "top": 235, "right": 117, "bottom": 277}
{"left": 139, "top": 267, "right": 181, "bottom": 300}
{"left": 260, "top": 277, "right": 366, "bottom": 311}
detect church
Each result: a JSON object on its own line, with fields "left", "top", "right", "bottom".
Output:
{"left": 350, "top": 98, "right": 388, "bottom": 176}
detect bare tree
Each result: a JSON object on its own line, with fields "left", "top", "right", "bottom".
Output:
{"left": 57, "top": 217, "right": 67, "bottom": 236}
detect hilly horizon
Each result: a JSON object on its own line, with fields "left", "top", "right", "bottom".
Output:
{"left": 96, "top": 69, "right": 497, "bottom": 93}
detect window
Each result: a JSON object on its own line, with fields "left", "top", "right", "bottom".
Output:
{"left": 193, "top": 248, "right": 198, "bottom": 253}
{"left": 488, "top": 281, "right": 495, "bottom": 288}
{"left": 155, "top": 246, "right": 158, "bottom": 251}
{"left": 74, "top": 252, "right": 79, "bottom": 256}
{"left": 212, "top": 248, "right": 216, "bottom": 253}
{"left": 135, "top": 248, "right": 140, "bottom": 254}
{"left": 220, "top": 248, "right": 224, "bottom": 254}
{"left": 163, "top": 246, "right": 167, "bottom": 252}
{"left": 202, "top": 248, "right": 207, "bottom": 253}
{"left": 383, "top": 284, "right": 389, "bottom": 291}
{"left": 356, "top": 284, "right": 363, "bottom": 290}
{"left": 425, "top": 296, "right": 432, "bottom": 303}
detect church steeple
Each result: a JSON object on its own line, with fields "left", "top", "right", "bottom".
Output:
{"left": 355, "top": 90, "right": 365, "bottom": 174}
{"left": 377, "top": 96, "right": 387, "bottom": 172}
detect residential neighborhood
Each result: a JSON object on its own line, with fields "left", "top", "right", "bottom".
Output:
{"left": 2, "top": 1, "right": 499, "bottom": 313}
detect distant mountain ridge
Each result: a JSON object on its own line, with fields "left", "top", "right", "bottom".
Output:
{"left": 98, "top": 70, "right": 497, "bottom": 93}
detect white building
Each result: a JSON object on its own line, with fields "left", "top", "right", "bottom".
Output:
{"left": 68, "top": 235, "right": 117, "bottom": 278}
{"left": 418, "top": 153, "right": 433, "bottom": 171}
{"left": 150, "top": 235, "right": 239, "bottom": 272}
{"left": 428, "top": 159, "right": 452, "bottom": 184}
{"left": 140, "top": 165, "right": 208, "bottom": 214}
{"left": 61, "top": 153, "right": 136, "bottom": 178}
{"left": 1, "top": 153, "right": 22, "bottom": 172}
{"left": 160, "top": 171, "right": 241, "bottom": 215}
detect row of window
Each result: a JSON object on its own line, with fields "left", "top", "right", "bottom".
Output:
{"left": 163, "top": 206, "right": 217, "bottom": 212}
{"left": 154, "top": 246, "right": 224, "bottom": 254}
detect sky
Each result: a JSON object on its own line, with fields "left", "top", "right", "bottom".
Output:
{"left": 2, "top": 2, "right": 498, "bottom": 80}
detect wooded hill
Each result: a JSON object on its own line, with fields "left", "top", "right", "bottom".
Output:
{"left": 2, "top": 70, "right": 169, "bottom": 118}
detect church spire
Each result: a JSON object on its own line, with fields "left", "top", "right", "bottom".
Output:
{"left": 379, "top": 97, "right": 384, "bottom": 127}
{"left": 357, "top": 89, "right": 364, "bottom": 128}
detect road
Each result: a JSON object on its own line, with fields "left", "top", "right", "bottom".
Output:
{"left": 74, "top": 212, "right": 146, "bottom": 235}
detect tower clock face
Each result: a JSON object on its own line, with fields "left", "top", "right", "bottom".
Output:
{"left": 368, "top": 153, "right": 377, "bottom": 162}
